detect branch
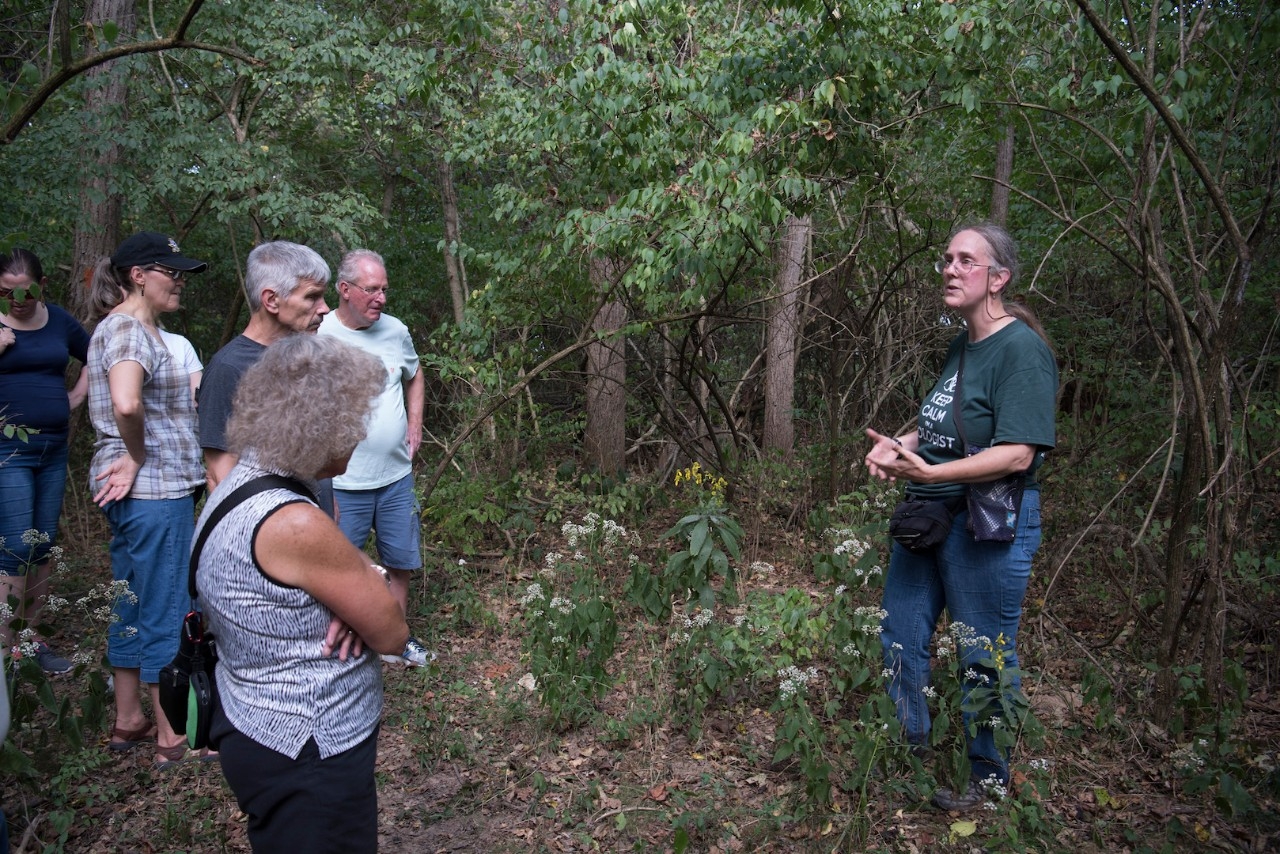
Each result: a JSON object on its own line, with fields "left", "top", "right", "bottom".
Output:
{"left": 1070, "top": 0, "right": 1250, "bottom": 268}
{"left": 3, "top": 36, "right": 263, "bottom": 144}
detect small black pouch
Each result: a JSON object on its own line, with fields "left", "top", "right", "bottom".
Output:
{"left": 889, "top": 499, "right": 958, "bottom": 551}
{"left": 965, "top": 466, "right": 1025, "bottom": 544}
{"left": 158, "top": 609, "right": 217, "bottom": 743}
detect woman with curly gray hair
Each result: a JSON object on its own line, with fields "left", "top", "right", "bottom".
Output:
{"left": 196, "top": 334, "right": 408, "bottom": 852}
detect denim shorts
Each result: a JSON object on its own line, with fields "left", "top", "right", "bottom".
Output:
{"left": 0, "top": 433, "right": 71, "bottom": 575}
{"left": 332, "top": 473, "right": 422, "bottom": 571}
{"left": 102, "top": 494, "right": 196, "bottom": 682}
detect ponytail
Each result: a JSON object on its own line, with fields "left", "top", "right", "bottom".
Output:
{"left": 87, "top": 258, "right": 130, "bottom": 320}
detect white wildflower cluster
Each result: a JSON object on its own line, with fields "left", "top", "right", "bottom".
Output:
{"left": 573, "top": 551, "right": 587, "bottom": 562}
{"left": 628, "top": 553, "right": 640, "bottom": 567}
{"left": 980, "top": 774, "right": 1008, "bottom": 802}
{"left": 841, "top": 642, "right": 860, "bottom": 658}
{"left": 749, "top": 561, "right": 775, "bottom": 574}
{"left": 833, "top": 584, "right": 847, "bottom": 597}
{"left": 832, "top": 537, "right": 869, "bottom": 560}
{"left": 15, "top": 628, "right": 41, "bottom": 659}
{"left": 561, "top": 513, "right": 632, "bottom": 553}
{"left": 682, "top": 609, "right": 714, "bottom": 630}
{"left": 519, "top": 582, "right": 546, "bottom": 606}
{"left": 733, "top": 614, "right": 748, "bottom": 629}
{"left": 1027, "top": 758, "right": 1051, "bottom": 772}
{"left": 853, "top": 606, "right": 887, "bottom": 634}
{"left": 44, "top": 595, "right": 68, "bottom": 614}
{"left": 72, "top": 650, "right": 97, "bottom": 666}
{"left": 881, "top": 667, "right": 896, "bottom": 680}
{"left": 921, "top": 685, "right": 938, "bottom": 699}
{"left": 548, "top": 596, "right": 576, "bottom": 615}
{"left": 777, "top": 665, "right": 820, "bottom": 700}
{"left": 948, "top": 621, "right": 990, "bottom": 651}
{"left": 48, "top": 545, "right": 69, "bottom": 576}
{"left": 91, "top": 605, "right": 114, "bottom": 624}
{"left": 119, "top": 625, "right": 138, "bottom": 638}
{"left": 104, "top": 579, "right": 138, "bottom": 605}
{"left": 1170, "top": 742, "right": 1207, "bottom": 773}
{"left": 20, "top": 529, "right": 51, "bottom": 547}
{"left": 544, "top": 552, "right": 564, "bottom": 568}
{"left": 551, "top": 635, "right": 567, "bottom": 645}
{"left": 0, "top": 535, "right": 5, "bottom": 550}
{"left": 0, "top": 602, "right": 12, "bottom": 622}
{"left": 963, "top": 667, "right": 991, "bottom": 685}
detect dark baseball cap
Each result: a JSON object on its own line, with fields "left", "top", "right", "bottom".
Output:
{"left": 111, "top": 232, "right": 208, "bottom": 273}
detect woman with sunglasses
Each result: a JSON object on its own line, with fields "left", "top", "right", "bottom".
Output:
{"left": 86, "top": 232, "right": 208, "bottom": 766}
{"left": 864, "top": 223, "right": 1057, "bottom": 811}
{"left": 0, "top": 248, "right": 90, "bottom": 673}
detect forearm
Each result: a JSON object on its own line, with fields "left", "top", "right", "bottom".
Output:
{"left": 916, "top": 443, "right": 1035, "bottom": 485}
{"left": 405, "top": 369, "right": 424, "bottom": 432}
{"left": 68, "top": 369, "right": 89, "bottom": 410}
{"left": 113, "top": 407, "right": 147, "bottom": 464}
{"left": 204, "top": 449, "right": 236, "bottom": 492}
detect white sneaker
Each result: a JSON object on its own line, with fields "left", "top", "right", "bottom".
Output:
{"left": 382, "top": 636, "right": 436, "bottom": 667}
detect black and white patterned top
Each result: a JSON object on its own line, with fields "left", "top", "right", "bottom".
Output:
{"left": 195, "top": 452, "right": 383, "bottom": 759}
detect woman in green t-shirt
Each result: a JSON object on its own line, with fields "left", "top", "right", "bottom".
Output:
{"left": 864, "top": 222, "right": 1057, "bottom": 812}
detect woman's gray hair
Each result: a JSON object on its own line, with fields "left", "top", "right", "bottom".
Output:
{"left": 953, "top": 221, "right": 1054, "bottom": 351}
{"left": 245, "top": 242, "right": 331, "bottom": 312}
{"left": 952, "top": 221, "right": 1019, "bottom": 289}
{"left": 226, "top": 335, "right": 384, "bottom": 479}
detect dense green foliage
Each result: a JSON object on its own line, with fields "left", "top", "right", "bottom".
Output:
{"left": 1, "top": 0, "right": 1276, "bottom": 847}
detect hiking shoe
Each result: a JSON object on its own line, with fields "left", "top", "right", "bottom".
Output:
{"left": 34, "top": 642, "right": 73, "bottom": 675}
{"left": 931, "top": 778, "right": 992, "bottom": 812}
{"left": 382, "top": 636, "right": 436, "bottom": 667}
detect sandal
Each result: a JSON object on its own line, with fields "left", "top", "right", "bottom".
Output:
{"left": 154, "top": 742, "right": 192, "bottom": 770}
{"left": 108, "top": 722, "right": 157, "bottom": 752}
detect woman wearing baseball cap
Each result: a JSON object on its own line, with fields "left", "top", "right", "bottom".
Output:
{"left": 85, "top": 232, "right": 208, "bottom": 766}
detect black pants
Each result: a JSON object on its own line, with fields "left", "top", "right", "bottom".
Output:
{"left": 213, "top": 707, "right": 380, "bottom": 853}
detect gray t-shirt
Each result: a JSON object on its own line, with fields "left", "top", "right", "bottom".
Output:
{"left": 198, "top": 334, "right": 264, "bottom": 454}
{"left": 197, "top": 334, "right": 335, "bottom": 515}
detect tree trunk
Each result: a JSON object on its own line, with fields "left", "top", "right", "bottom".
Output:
{"left": 584, "top": 256, "right": 627, "bottom": 475}
{"left": 990, "top": 122, "right": 1014, "bottom": 226}
{"left": 763, "top": 215, "right": 809, "bottom": 458}
{"left": 67, "top": 0, "right": 136, "bottom": 323}
{"left": 439, "top": 159, "right": 467, "bottom": 326}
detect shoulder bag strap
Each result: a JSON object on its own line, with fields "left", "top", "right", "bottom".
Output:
{"left": 953, "top": 345, "right": 969, "bottom": 454}
{"left": 188, "top": 474, "right": 315, "bottom": 600}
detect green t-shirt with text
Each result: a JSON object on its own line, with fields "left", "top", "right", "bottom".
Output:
{"left": 909, "top": 320, "right": 1057, "bottom": 500}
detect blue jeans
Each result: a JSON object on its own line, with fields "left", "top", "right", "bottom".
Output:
{"left": 880, "top": 490, "right": 1041, "bottom": 784}
{"left": 102, "top": 495, "right": 196, "bottom": 682}
{"left": 0, "top": 434, "right": 70, "bottom": 575}
{"left": 333, "top": 474, "right": 422, "bottom": 571}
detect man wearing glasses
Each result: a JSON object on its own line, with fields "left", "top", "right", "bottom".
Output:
{"left": 318, "top": 249, "right": 430, "bottom": 668}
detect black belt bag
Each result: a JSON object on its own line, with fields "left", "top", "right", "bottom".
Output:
{"left": 889, "top": 498, "right": 961, "bottom": 551}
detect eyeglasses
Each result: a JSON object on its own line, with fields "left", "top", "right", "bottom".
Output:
{"left": 342, "top": 280, "right": 389, "bottom": 298}
{"left": 935, "top": 258, "right": 998, "bottom": 275}
{"left": 145, "top": 265, "right": 187, "bottom": 282}
{"left": 0, "top": 282, "right": 40, "bottom": 301}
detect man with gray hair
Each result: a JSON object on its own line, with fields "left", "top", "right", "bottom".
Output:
{"left": 199, "top": 241, "right": 331, "bottom": 492}
{"left": 318, "top": 249, "right": 429, "bottom": 667}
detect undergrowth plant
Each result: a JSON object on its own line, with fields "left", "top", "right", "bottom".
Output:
{"left": 516, "top": 513, "right": 631, "bottom": 728}
{"left": 662, "top": 463, "right": 743, "bottom": 609}
{"left": 1, "top": 533, "right": 114, "bottom": 785}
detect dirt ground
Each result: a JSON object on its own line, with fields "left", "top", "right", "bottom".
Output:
{"left": 4, "top": 534, "right": 1279, "bottom": 853}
